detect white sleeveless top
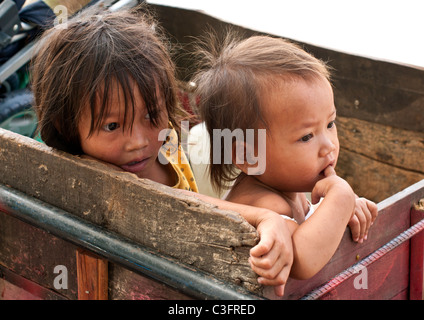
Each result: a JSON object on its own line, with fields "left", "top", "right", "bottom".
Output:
{"left": 281, "top": 198, "right": 322, "bottom": 224}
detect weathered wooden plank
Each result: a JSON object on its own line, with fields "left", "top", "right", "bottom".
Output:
{"left": 318, "top": 241, "right": 411, "bottom": 300}
{"left": 0, "top": 128, "right": 260, "bottom": 293}
{"left": 0, "top": 266, "right": 67, "bottom": 300}
{"left": 0, "top": 211, "right": 78, "bottom": 299}
{"left": 337, "top": 116, "right": 424, "bottom": 174}
{"left": 108, "top": 264, "right": 192, "bottom": 300}
{"left": 337, "top": 148, "right": 424, "bottom": 203}
{"left": 310, "top": 48, "right": 424, "bottom": 132}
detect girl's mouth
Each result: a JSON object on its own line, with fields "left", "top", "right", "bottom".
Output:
{"left": 121, "top": 158, "right": 150, "bottom": 174}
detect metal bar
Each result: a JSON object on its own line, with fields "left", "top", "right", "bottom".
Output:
{"left": 0, "top": 40, "right": 36, "bottom": 84}
{"left": 0, "top": 183, "right": 263, "bottom": 300}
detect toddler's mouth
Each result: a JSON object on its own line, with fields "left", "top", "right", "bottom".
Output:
{"left": 319, "top": 162, "right": 335, "bottom": 177}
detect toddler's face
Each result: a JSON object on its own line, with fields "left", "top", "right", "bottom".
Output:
{"left": 77, "top": 85, "right": 169, "bottom": 182}
{"left": 256, "top": 76, "right": 339, "bottom": 192}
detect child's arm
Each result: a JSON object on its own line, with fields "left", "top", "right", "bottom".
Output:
{"left": 178, "top": 189, "right": 293, "bottom": 297}
{"left": 289, "top": 166, "right": 355, "bottom": 279}
{"left": 244, "top": 166, "right": 356, "bottom": 280}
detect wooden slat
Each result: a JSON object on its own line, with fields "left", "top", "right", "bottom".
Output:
{"left": 337, "top": 116, "right": 424, "bottom": 174}
{"left": 0, "top": 265, "right": 67, "bottom": 300}
{"left": 76, "top": 249, "right": 108, "bottom": 300}
{"left": 318, "top": 241, "right": 411, "bottom": 300}
{"left": 337, "top": 148, "right": 424, "bottom": 202}
{"left": 0, "top": 211, "right": 79, "bottom": 299}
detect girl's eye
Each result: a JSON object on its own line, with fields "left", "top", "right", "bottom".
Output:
{"left": 144, "top": 113, "right": 151, "bottom": 120}
{"left": 300, "top": 133, "right": 313, "bottom": 142}
{"left": 328, "top": 120, "right": 336, "bottom": 129}
{"left": 103, "top": 122, "right": 120, "bottom": 132}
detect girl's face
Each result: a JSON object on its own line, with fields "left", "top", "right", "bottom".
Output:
{"left": 78, "top": 85, "right": 170, "bottom": 183}
{"left": 254, "top": 76, "right": 339, "bottom": 193}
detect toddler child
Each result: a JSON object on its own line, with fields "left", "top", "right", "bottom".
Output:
{"left": 192, "top": 34, "right": 378, "bottom": 280}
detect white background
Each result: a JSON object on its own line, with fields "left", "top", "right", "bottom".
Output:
{"left": 148, "top": 0, "right": 424, "bottom": 68}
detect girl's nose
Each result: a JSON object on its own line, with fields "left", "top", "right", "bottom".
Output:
{"left": 124, "top": 124, "right": 149, "bottom": 152}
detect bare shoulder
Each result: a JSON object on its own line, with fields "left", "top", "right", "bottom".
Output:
{"left": 226, "top": 176, "right": 292, "bottom": 217}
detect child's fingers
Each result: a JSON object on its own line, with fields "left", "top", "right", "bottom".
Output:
{"left": 356, "top": 198, "right": 374, "bottom": 240}
{"left": 255, "top": 262, "right": 290, "bottom": 290}
{"left": 249, "top": 237, "right": 273, "bottom": 258}
{"left": 348, "top": 215, "right": 360, "bottom": 242}
{"left": 324, "top": 165, "right": 336, "bottom": 177}
{"left": 366, "top": 199, "right": 378, "bottom": 223}
{"left": 249, "top": 244, "right": 291, "bottom": 283}
{"left": 273, "top": 284, "right": 285, "bottom": 297}
{"left": 249, "top": 247, "right": 281, "bottom": 274}
{"left": 253, "top": 256, "right": 291, "bottom": 296}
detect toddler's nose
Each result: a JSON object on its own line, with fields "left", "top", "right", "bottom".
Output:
{"left": 319, "top": 136, "right": 337, "bottom": 158}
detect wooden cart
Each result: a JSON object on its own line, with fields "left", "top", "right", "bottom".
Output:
{"left": 0, "top": 4, "right": 423, "bottom": 300}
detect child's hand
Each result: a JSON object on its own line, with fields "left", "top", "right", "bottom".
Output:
{"left": 249, "top": 213, "right": 293, "bottom": 297}
{"left": 348, "top": 197, "right": 378, "bottom": 243}
{"left": 311, "top": 165, "right": 355, "bottom": 206}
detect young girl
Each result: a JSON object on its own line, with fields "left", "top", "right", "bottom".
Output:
{"left": 192, "top": 35, "right": 378, "bottom": 280}
{"left": 31, "top": 8, "right": 292, "bottom": 296}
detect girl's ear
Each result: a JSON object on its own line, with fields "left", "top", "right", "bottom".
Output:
{"left": 54, "top": 119, "right": 62, "bottom": 135}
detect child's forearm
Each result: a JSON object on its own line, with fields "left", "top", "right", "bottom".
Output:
{"left": 289, "top": 191, "right": 355, "bottom": 279}
{"left": 178, "top": 189, "right": 276, "bottom": 228}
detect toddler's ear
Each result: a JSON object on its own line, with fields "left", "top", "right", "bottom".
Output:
{"left": 232, "top": 140, "right": 266, "bottom": 175}
{"left": 232, "top": 140, "right": 249, "bottom": 174}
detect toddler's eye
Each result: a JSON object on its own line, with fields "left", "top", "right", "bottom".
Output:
{"left": 300, "top": 133, "right": 313, "bottom": 142}
{"left": 103, "top": 122, "right": 120, "bottom": 132}
{"left": 328, "top": 120, "right": 336, "bottom": 129}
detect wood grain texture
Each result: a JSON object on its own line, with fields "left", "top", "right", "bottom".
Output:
{"left": 0, "top": 128, "right": 260, "bottom": 293}
{"left": 337, "top": 148, "right": 424, "bottom": 203}
{"left": 76, "top": 249, "right": 108, "bottom": 300}
{"left": 0, "top": 211, "right": 79, "bottom": 299}
{"left": 337, "top": 116, "right": 424, "bottom": 173}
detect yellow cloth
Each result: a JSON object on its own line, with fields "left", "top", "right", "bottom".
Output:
{"left": 159, "top": 126, "right": 198, "bottom": 192}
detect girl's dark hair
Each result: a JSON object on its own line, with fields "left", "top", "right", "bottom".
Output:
{"left": 32, "top": 6, "right": 185, "bottom": 154}
{"left": 192, "top": 33, "right": 331, "bottom": 192}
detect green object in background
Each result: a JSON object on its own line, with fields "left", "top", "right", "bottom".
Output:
{"left": 0, "top": 88, "right": 40, "bottom": 140}
{"left": 0, "top": 107, "right": 38, "bottom": 137}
